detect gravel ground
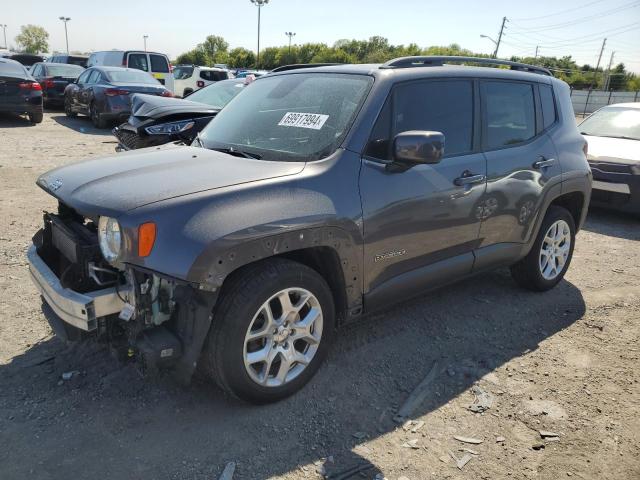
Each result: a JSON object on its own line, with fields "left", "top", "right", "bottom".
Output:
{"left": 0, "top": 111, "right": 639, "bottom": 480}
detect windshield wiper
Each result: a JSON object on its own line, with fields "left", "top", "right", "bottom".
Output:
{"left": 210, "top": 146, "right": 262, "bottom": 159}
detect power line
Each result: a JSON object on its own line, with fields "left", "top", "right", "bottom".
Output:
{"left": 510, "top": 0, "right": 607, "bottom": 22}
{"left": 509, "top": 1, "right": 640, "bottom": 33}
{"left": 504, "top": 22, "right": 640, "bottom": 48}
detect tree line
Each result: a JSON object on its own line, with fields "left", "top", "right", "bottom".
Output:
{"left": 177, "top": 35, "right": 640, "bottom": 91}
{"left": 9, "top": 25, "right": 639, "bottom": 91}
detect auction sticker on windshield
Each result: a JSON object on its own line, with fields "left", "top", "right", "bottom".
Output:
{"left": 278, "top": 112, "right": 329, "bottom": 130}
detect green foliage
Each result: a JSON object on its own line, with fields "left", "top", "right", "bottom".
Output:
{"left": 15, "top": 25, "right": 49, "bottom": 54}
{"left": 228, "top": 47, "right": 255, "bottom": 68}
{"left": 175, "top": 35, "right": 229, "bottom": 66}
{"left": 175, "top": 36, "right": 640, "bottom": 90}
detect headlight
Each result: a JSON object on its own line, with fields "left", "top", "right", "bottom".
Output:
{"left": 145, "top": 120, "right": 195, "bottom": 135}
{"left": 98, "top": 216, "right": 122, "bottom": 262}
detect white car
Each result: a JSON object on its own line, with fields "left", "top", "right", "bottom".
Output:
{"left": 579, "top": 102, "right": 640, "bottom": 215}
{"left": 172, "top": 65, "right": 233, "bottom": 98}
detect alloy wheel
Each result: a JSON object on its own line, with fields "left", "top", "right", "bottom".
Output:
{"left": 539, "top": 219, "right": 571, "bottom": 280}
{"left": 243, "top": 287, "right": 323, "bottom": 387}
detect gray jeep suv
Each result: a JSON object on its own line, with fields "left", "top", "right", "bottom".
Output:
{"left": 28, "top": 57, "right": 591, "bottom": 403}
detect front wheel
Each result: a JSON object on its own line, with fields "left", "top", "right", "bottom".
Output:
{"left": 201, "top": 258, "right": 335, "bottom": 404}
{"left": 510, "top": 205, "right": 576, "bottom": 291}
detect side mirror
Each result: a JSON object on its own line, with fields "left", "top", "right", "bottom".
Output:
{"left": 392, "top": 131, "right": 445, "bottom": 167}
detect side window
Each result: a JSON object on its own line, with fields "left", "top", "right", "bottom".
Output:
{"left": 200, "top": 70, "right": 213, "bottom": 81}
{"left": 214, "top": 71, "right": 228, "bottom": 81}
{"left": 128, "top": 53, "right": 149, "bottom": 72}
{"left": 77, "top": 70, "right": 92, "bottom": 84}
{"left": 539, "top": 84, "right": 557, "bottom": 130}
{"left": 394, "top": 80, "right": 474, "bottom": 156}
{"left": 483, "top": 81, "right": 536, "bottom": 149}
{"left": 32, "top": 65, "right": 41, "bottom": 76}
{"left": 86, "top": 70, "right": 101, "bottom": 84}
{"left": 149, "top": 54, "right": 169, "bottom": 73}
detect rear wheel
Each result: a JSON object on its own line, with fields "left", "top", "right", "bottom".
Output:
{"left": 201, "top": 258, "right": 335, "bottom": 404}
{"left": 90, "top": 102, "right": 107, "bottom": 128}
{"left": 510, "top": 205, "right": 576, "bottom": 291}
{"left": 28, "top": 111, "right": 43, "bottom": 124}
{"left": 64, "top": 97, "right": 77, "bottom": 117}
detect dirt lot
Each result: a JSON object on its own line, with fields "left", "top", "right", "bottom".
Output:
{"left": 1, "top": 111, "right": 639, "bottom": 480}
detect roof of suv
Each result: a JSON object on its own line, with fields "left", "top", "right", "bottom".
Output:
{"left": 268, "top": 58, "right": 555, "bottom": 84}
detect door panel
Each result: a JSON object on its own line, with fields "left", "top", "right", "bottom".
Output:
{"left": 360, "top": 79, "right": 485, "bottom": 297}
{"left": 477, "top": 80, "right": 561, "bottom": 249}
{"left": 361, "top": 153, "right": 487, "bottom": 293}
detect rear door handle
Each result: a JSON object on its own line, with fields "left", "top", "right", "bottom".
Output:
{"left": 533, "top": 158, "right": 555, "bottom": 169}
{"left": 454, "top": 172, "right": 486, "bottom": 186}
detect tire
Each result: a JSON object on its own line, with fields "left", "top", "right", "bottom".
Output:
{"left": 64, "top": 97, "right": 77, "bottom": 117}
{"left": 201, "top": 258, "right": 335, "bottom": 404}
{"left": 510, "top": 205, "right": 576, "bottom": 291}
{"left": 28, "top": 111, "right": 43, "bottom": 124}
{"left": 183, "top": 89, "right": 193, "bottom": 97}
{"left": 90, "top": 102, "right": 107, "bottom": 128}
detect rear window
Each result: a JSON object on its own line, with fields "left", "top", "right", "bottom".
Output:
{"left": 150, "top": 54, "right": 169, "bottom": 73}
{"left": 0, "top": 60, "right": 28, "bottom": 76}
{"left": 45, "top": 64, "right": 84, "bottom": 77}
{"left": 173, "top": 66, "right": 193, "bottom": 79}
{"left": 107, "top": 70, "right": 158, "bottom": 84}
{"left": 128, "top": 53, "right": 149, "bottom": 72}
{"left": 66, "top": 56, "right": 88, "bottom": 67}
{"left": 200, "top": 70, "right": 228, "bottom": 81}
{"left": 483, "top": 81, "right": 536, "bottom": 149}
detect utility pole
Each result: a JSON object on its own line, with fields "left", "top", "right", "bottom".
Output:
{"left": 59, "top": 17, "right": 71, "bottom": 53}
{"left": 1, "top": 24, "right": 7, "bottom": 50}
{"left": 583, "top": 38, "right": 607, "bottom": 116}
{"left": 535, "top": 45, "right": 539, "bottom": 59}
{"left": 143, "top": 35, "right": 148, "bottom": 52}
{"left": 285, "top": 32, "right": 296, "bottom": 55}
{"left": 250, "top": 0, "right": 269, "bottom": 69}
{"left": 593, "top": 38, "right": 607, "bottom": 89}
{"left": 604, "top": 50, "right": 615, "bottom": 91}
{"left": 493, "top": 16, "right": 507, "bottom": 58}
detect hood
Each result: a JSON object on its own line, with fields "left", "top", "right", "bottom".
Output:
{"left": 583, "top": 134, "right": 640, "bottom": 164}
{"left": 130, "top": 93, "right": 218, "bottom": 119}
{"left": 37, "top": 145, "right": 305, "bottom": 217}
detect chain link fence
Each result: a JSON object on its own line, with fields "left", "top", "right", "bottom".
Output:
{"left": 571, "top": 89, "right": 640, "bottom": 117}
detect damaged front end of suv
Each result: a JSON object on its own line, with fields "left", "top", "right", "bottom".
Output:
{"left": 29, "top": 200, "right": 218, "bottom": 380}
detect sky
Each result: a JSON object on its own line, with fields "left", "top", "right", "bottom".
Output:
{"left": 2, "top": 0, "right": 639, "bottom": 72}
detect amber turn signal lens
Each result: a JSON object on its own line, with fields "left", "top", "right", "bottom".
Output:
{"left": 138, "top": 222, "right": 156, "bottom": 257}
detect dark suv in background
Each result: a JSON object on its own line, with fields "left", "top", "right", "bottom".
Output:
{"left": 28, "top": 57, "right": 591, "bottom": 403}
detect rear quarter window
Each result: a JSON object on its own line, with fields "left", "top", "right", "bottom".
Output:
{"left": 539, "top": 84, "right": 557, "bottom": 130}
{"left": 150, "top": 54, "right": 169, "bottom": 73}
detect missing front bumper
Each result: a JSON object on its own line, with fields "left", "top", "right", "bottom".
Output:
{"left": 27, "top": 245, "right": 128, "bottom": 331}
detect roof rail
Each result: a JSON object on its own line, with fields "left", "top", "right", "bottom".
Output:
{"left": 380, "top": 56, "right": 552, "bottom": 76}
{"left": 270, "top": 63, "right": 341, "bottom": 73}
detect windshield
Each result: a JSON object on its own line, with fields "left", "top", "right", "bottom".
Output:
{"left": 187, "top": 80, "right": 246, "bottom": 108}
{"left": 45, "top": 64, "right": 84, "bottom": 77}
{"left": 580, "top": 106, "right": 640, "bottom": 141}
{"left": 173, "top": 66, "right": 193, "bottom": 79}
{"left": 199, "top": 73, "right": 373, "bottom": 161}
{"left": 107, "top": 70, "right": 159, "bottom": 84}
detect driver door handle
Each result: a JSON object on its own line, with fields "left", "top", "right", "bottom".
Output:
{"left": 454, "top": 172, "right": 486, "bottom": 186}
{"left": 533, "top": 157, "right": 555, "bottom": 169}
